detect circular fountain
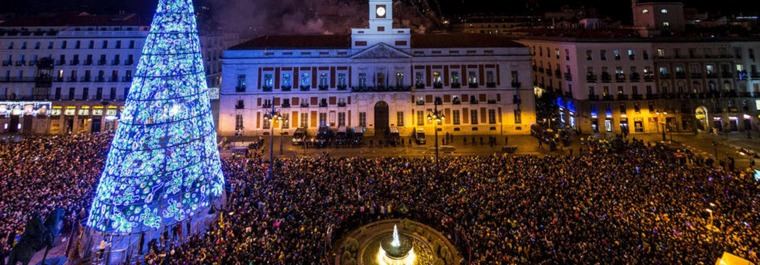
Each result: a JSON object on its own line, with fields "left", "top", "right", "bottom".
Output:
{"left": 376, "top": 225, "right": 415, "bottom": 265}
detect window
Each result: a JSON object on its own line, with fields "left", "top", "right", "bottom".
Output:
{"left": 337, "top": 73, "right": 346, "bottom": 87}
{"left": 451, "top": 72, "right": 460, "bottom": 85}
{"left": 338, "top": 112, "right": 346, "bottom": 127}
{"left": 486, "top": 71, "right": 495, "bottom": 86}
{"left": 656, "top": 48, "right": 665, "bottom": 58}
{"left": 433, "top": 71, "right": 442, "bottom": 87}
{"left": 397, "top": 112, "right": 404, "bottom": 127}
{"left": 282, "top": 73, "right": 292, "bottom": 88}
{"left": 627, "top": 49, "right": 635, "bottom": 60}
{"left": 54, "top": 87, "right": 61, "bottom": 100}
{"left": 110, "top": 87, "right": 116, "bottom": 100}
{"left": 235, "top": 115, "right": 244, "bottom": 131}
{"left": 82, "top": 87, "right": 89, "bottom": 100}
{"left": 470, "top": 110, "right": 479, "bottom": 125}
{"left": 395, "top": 72, "right": 404, "bottom": 87}
{"left": 514, "top": 109, "right": 522, "bottom": 124}
{"left": 488, "top": 109, "right": 496, "bottom": 124}
{"left": 359, "top": 112, "right": 367, "bottom": 127}
{"left": 68, "top": 87, "right": 75, "bottom": 100}
{"left": 300, "top": 113, "right": 308, "bottom": 128}
{"left": 600, "top": 50, "right": 607, "bottom": 60}
{"left": 642, "top": 8, "right": 649, "bottom": 14}
{"left": 417, "top": 110, "right": 424, "bottom": 126}
{"left": 660, "top": 8, "right": 668, "bottom": 14}
{"left": 613, "top": 49, "right": 621, "bottom": 60}
{"left": 452, "top": 110, "right": 461, "bottom": 125}
{"left": 102, "top": 40, "right": 108, "bottom": 49}
{"left": 468, "top": 71, "right": 478, "bottom": 85}
{"left": 236, "top": 75, "right": 246, "bottom": 92}
{"left": 586, "top": 50, "right": 593, "bottom": 60}
{"left": 359, "top": 73, "right": 368, "bottom": 87}
{"left": 263, "top": 74, "right": 274, "bottom": 89}
{"left": 300, "top": 72, "right": 311, "bottom": 88}
{"left": 319, "top": 73, "right": 328, "bottom": 88}
{"left": 319, "top": 113, "right": 327, "bottom": 127}
{"left": 96, "top": 87, "right": 103, "bottom": 100}
{"left": 129, "top": 40, "right": 135, "bottom": 49}
{"left": 415, "top": 72, "right": 424, "bottom": 87}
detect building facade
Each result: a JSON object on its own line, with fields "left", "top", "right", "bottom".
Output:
{"left": 0, "top": 13, "right": 233, "bottom": 134}
{"left": 218, "top": 0, "right": 535, "bottom": 138}
{"left": 519, "top": 37, "right": 760, "bottom": 136}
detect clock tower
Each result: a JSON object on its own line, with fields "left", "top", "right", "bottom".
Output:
{"left": 351, "top": 0, "right": 410, "bottom": 50}
{"left": 369, "top": 0, "right": 393, "bottom": 31}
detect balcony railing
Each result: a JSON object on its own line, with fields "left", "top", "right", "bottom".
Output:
{"left": 122, "top": 77, "right": 133, "bottom": 82}
{"left": 586, "top": 75, "right": 598, "bottom": 83}
{"left": 318, "top": 85, "right": 329, "bottom": 91}
{"left": 415, "top": 83, "right": 425, "bottom": 89}
{"left": 451, "top": 83, "right": 461, "bottom": 89}
{"left": 617, "top": 94, "right": 629, "bottom": 100}
{"left": 300, "top": 85, "right": 310, "bottom": 91}
{"left": 84, "top": 60, "right": 93, "bottom": 66}
{"left": 336, "top": 85, "right": 347, "bottom": 91}
{"left": 675, "top": 73, "right": 686, "bottom": 79}
{"left": 263, "top": 86, "right": 273, "bottom": 92}
{"left": 281, "top": 86, "right": 292, "bottom": 92}
{"left": 602, "top": 95, "right": 614, "bottom": 101}
{"left": 352, "top": 86, "right": 412, "bottom": 93}
{"left": 615, "top": 74, "right": 626, "bottom": 82}
{"left": 690, "top": 73, "right": 703, "bottom": 79}
{"left": 721, "top": 72, "right": 733, "bottom": 78}
{"left": 0, "top": 77, "right": 37, "bottom": 83}
{"left": 601, "top": 73, "right": 611, "bottom": 83}
{"left": 588, "top": 95, "right": 599, "bottom": 101}
{"left": 1, "top": 60, "right": 11, "bottom": 66}
{"left": 564, "top": 73, "right": 572, "bottom": 81}
{"left": 468, "top": 83, "right": 479, "bottom": 88}
{"left": 632, "top": 94, "right": 643, "bottom": 100}
{"left": 630, "top": 73, "right": 640, "bottom": 82}
{"left": 486, "top": 82, "right": 496, "bottom": 88}
{"left": 511, "top": 82, "right": 521, "bottom": 89}
{"left": 337, "top": 102, "right": 347, "bottom": 107}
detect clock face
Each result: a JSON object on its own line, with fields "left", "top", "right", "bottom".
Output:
{"left": 376, "top": 6, "right": 386, "bottom": 18}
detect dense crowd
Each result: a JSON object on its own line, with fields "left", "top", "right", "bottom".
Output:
{"left": 1, "top": 134, "right": 759, "bottom": 264}
{"left": 0, "top": 134, "right": 112, "bottom": 257}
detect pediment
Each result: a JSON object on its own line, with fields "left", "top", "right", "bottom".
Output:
{"left": 352, "top": 43, "right": 411, "bottom": 59}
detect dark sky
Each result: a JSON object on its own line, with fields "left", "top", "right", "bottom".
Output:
{"left": 2, "top": 0, "right": 754, "bottom": 37}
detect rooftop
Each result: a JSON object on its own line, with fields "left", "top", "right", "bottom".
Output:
{"left": 230, "top": 34, "right": 525, "bottom": 50}
{"left": 0, "top": 12, "right": 147, "bottom": 27}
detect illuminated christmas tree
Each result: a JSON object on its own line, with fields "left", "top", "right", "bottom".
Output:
{"left": 87, "top": 0, "right": 224, "bottom": 234}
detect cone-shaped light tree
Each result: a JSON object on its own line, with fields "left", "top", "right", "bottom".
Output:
{"left": 87, "top": 0, "right": 225, "bottom": 234}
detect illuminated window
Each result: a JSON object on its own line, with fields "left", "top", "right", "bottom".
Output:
{"left": 642, "top": 9, "right": 649, "bottom": 14}
{"left": 661, "top": 8, "right": 668, "bottom": 14}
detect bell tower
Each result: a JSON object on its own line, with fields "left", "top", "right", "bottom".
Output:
{"left": 351, "top": 0, "right": 410, "bottom": 50}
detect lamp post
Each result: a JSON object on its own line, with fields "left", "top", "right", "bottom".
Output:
{"left": 657, "top": 111, "right": 668, "bottom": 142}
{"left": 264, "top": 103, "right": 282, "bottom": 180}
{"left": 427, "top": 97, "right": 444, "bottom": 169}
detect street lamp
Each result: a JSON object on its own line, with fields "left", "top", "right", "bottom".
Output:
{"left": 657, "top": 111, "right": 668, "bottom": 142}
{"left": 264, "top": 103, "right": 282, "bottom": 180}
{"left": 427, "top": 97, "right": 444, "bottom": 169}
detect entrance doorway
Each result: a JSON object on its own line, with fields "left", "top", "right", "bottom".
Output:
{"left": 695, "top": 106, "right": 709, "bottom": 132}
{"left": 8, "top": 115, "right": 20, "bottom": 133}
{"left": 374, "top": 101, "right": 389, "bottom": 136}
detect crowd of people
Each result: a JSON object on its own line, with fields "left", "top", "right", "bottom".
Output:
{"left": 0, "top": 133, "right": 112, "bottom": 259}
{"left": 1, "top": 133, "right": 759, "bottom": 264}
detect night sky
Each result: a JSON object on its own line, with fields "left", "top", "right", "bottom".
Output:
{"left": 1, "top": 0, "right": 754, "bottom": 37}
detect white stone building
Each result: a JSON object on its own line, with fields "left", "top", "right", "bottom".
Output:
{"left": 218, "top": 0, "right": 535, "bottom": 138}
{"left": 0, "top": 13, "right": 234, "bottom": 134}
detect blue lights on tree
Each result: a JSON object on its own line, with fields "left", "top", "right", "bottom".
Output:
{"left": 87, "top": 0, "right": 225, "bottom": 234}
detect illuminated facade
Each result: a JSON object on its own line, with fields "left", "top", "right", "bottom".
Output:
{"left": 0, "top": 13, "right": 234, "bottom": 135}
{"left": 219, "top": 0, "right": 535, "bottom": 137}
{"left": 519, "top": 38, "right": 760, "bottom": 135}
{"left": 87, "top": 0, "right": 224, "bottom": 234}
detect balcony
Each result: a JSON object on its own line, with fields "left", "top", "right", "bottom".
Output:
{"left": 122, "top": 77, "right": 133, "bottom": 82}
{"left": 69, "top": 60, "right": 79, "bottom": 66}
{"left": 511, "top": 82, "right": 521, "bottom": 89}
{"left": 336, "top": 85, "right": 347, "bottom": 91}
{"left": 84, "top": 60, "right": 93, "bottom": 66}
{"left": 554, "top": 70, "right": 561, "bottom": 78}
{"left": 630, "top": 73, "right": 640, "bottom": 82}
{"left": 690, "top": 73, "right": 703, "bottom": 79}
{"left": 615, "top": 74, "right": 626, "bottom": 83}
{"left": 67, "top": 77, "right": 78, "bottom": 82}
{"left": 299, "top": 85, "right": 310, "bottom": 91}
{"left": 352, "top": 86, "right": 411, "bottom": 93}
{"left": 281, "top": 86, "right": 292, "bottom": 92}
{"left": 125, "top": 60, "right": 134, "bottom": 66}
{"left": 235, "top": 103, "right": 245, "bottom": 110}
{"left": 617, "top": 94, "right": 629, "bottom": 100}
{"left": 15, "top": 60, "right": 26, "bottom": 66}
{"left": 601, "top": 73, "right": 611, "bottom": 83}
{"left": 98, "top": 60, "right": 107, "bottom": 66}
{"left": 470, "top": 98, "right": 480, "bottom": 104}
{"left": 468, "top": 83, "right": 479, "bottom": 89}
{"left": 111, "top": 60, "right": 120, "bottom": 66}
{"left": 646, "top": 93, "right": 659, "bottom": 99}
{"left": 721, "top": 72, "right": 733, "bottom": 79}
{"left": 95, "top": 77, "right": 105, "bottom": 82}
{"left": 263, "top": 86, "right": 273, "bottom": 92}
{"left": 415, "top": 83, "right": 425, "bottom": 89}
{"left": 318, "top": 102, "right": 328, "bottom": 108}
{"left": 318, "top": 85, "right": 329, "bottom": 91}
{"left": 563, "top": 73, "right": 572, "bottom": 81}
{"left": 0, "top": 77, "right": 37, "bottom": 83}
{"left": 602, "top": 95, "right": 614, "bottom": 101}
{"left": 110, "top": 77, "right": 119, "bottom": 82}
{"left": 300, "top": 103, "right": 310, "bottom": 108}
{"left": 632, "top": 94, "right": 643, "bottom": 100}
{"left": 588, "top": 94, "right": 599, "bottom": 101}
{"left": 486, "top": 82, "right": 496, "bottom": 88}
{"left": 337, "top": 102, "right": 347, "bottom": 107}
{"left": 675, "top": 73, "right": 686, "bottom": 79}
{"left": 56, "top": 60, "right": 65, "bottom": 66}
{"left": 452, "top": 98, "right": 462, "bottom": 105}
{"left": 752, "top": 72, "right": 760, "bottom": 78}
{"left": 586, "top": 74, "right": 598, "bottom": 83}
{"left": 706, "top": 73, "right": 717, "bottom": 79}
{"left": 451, "top": 83, "right": 461, "bottom": 89}
{"left": 1, "top": 60, "right": 11, "bottom": 66}
{"left": 644, "top": 74, "right": 655, "bottom": 82}
{"left": 281, "top": 103, "right": 291, "bottom": 108}
{"left": 262, "top": 103, "right": 272, "bottom": 109}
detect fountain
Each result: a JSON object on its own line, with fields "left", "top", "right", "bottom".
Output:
{"left": 376, "top": 225, "right": 416, "bottom": 265}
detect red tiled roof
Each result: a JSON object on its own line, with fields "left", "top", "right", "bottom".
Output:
{"left": 230, "top": 34, "right": 525, "bottom": 50}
